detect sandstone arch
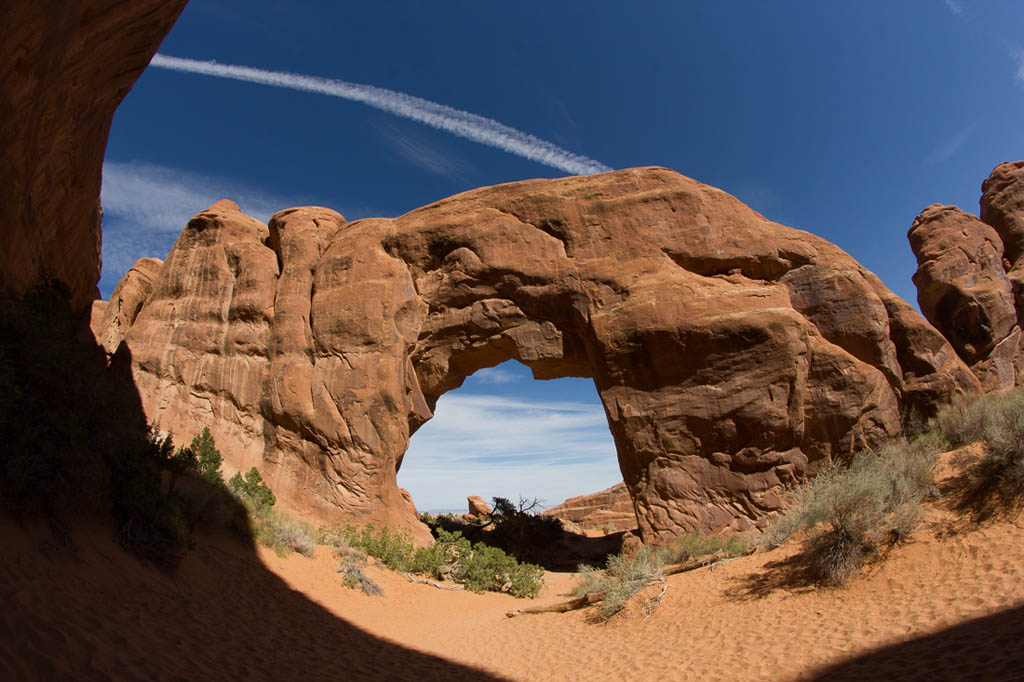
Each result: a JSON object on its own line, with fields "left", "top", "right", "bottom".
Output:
{"left": 95, "top": 168, "right": 980, "bottom": 544}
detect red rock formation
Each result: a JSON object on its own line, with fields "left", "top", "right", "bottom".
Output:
{"left": 466, "top": 496, "right": 493, "bottom": 517}
{"left": 97, "top": 168, "right": 979, "bottom": 544}
{"left": 0, "top": 0, "right": 189, "bottom": 316}
{"left": 909, "top": 162, "right": 1024, "bottom": 391}
{"left": 543, "top": 483, "right": 637, "bottom": 533}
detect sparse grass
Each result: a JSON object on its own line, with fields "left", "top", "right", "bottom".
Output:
{"left": 933, "top": 388, "right": 1024, "bottom": 521}
{"left": 598, "top": 522, "right": 617, "bottom": 534}
{"left": 668, "top": 530, "right": 751, "bottom": 564}
{"left": 762, "top": 435, "right": 939, "bottom": 585}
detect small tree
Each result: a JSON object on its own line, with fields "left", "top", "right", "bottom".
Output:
{"left": 189, "top": 427, "right": 224, "bottom": 485}
{"left": 228, "top": 466, "right": 276, "bottom": 510}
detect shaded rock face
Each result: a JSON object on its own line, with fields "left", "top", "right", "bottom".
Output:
{"left": 909, "top": 162, "right": 1024, "bottom": 392}
{"left": 97, "top": 168, "right": 979, "bottom": 543}
{"left": 0, "top": 0, "right": 189, "bottom": 316}
{"left": 543, "top": 483, "right": 637, "bottom": 533}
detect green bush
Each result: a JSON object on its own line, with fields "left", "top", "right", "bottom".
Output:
{"left": 933, "top": 388, "right": 1024, "bottom": 521}
{"left": 343, "top": 523, "right": 416, "bottom": 571}
{"left": 228, "top": 467, "right": 276, "bottom": 510}
{"left": 764, "top": 436, "right": 938, "bottom": 585}
{"left": 328, "top": 524, "right": 544, "bottom": 598}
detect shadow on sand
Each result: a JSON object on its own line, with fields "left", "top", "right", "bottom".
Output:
{"left": 0, "top": 286, "right": 508, "bottom": 681}
{"left": 804, "top": 603, "right": 1024, "bottom": 681}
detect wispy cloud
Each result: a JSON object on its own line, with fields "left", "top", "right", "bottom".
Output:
{"left": 472, "top": 367, "right": 522, "bottom": 385}
{"left": 1011, "top": 48, "right": 1024, "bottom": 86}
{"left": 944, "top": 0, "right": 964, "bottom": 16}
{"left": 398, "top": 394, "right": 621, "bottom": 512}
{"left": 99, "top": 160, "right": 379, "bottom": 295}
{"left": 149, "top": 54, "right": 613, "bottom": 177}
{"left": 923, "top": 121, "right": 979, "bottom": 166}
{"left": 376, "top": 121, "right": 476, "bottom": 182}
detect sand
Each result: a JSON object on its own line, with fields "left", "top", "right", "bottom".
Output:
{"left": 4, "top": 479, "right": 1024, "bottom": 680}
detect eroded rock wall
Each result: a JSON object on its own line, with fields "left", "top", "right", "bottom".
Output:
{"left": 909, "top": 162, "right": 1024, "bottom": 391}
{"left": 98, "top": 168, "right": 979, "bottom": 543}
{"left": 0, "top": 0, "right": 189, "bottom": 316}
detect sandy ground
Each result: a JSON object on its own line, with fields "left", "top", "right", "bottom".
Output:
{"left": 4, "top": 478, "right": 1024, "bottom": 680}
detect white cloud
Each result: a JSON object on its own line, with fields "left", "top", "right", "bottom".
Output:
{"left": 923, "top": 121, "right": 978, "bottom": 166}
{"left": 1012, "top": 48, "right": 1024, "bottom": 86}
{"left": 944, "top": 0, "right": 964, "bottom": 16}
{"left": 377, "top": 122, "right": 476, "bottom": 182}
{"left": 149, "top": 54, "right": 613, "bottom": 176}
{"left": 472, "top": 367, "right": 522, "bottom": 385}
{"left": 99, "top": 160, "right": 379, "bottom": 295}
{"left": 398, "top": 394, "right": 621, "bottom": 512}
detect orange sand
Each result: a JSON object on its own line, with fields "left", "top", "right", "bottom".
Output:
{"left": 3, "top": 499, "right": 1023, "bottom": 680}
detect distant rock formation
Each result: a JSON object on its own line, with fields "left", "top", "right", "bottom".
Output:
{"left": 909, "top": 162, "right": 1024, "bottom": 391}
{"left": 95, "top": 168, "right": 979, "bottom": 544}
{"left": 0, "top": 0, "right": 188, "bottom": 316}
{"left": 543, "top": 483, "right": 637, "bottom": 533}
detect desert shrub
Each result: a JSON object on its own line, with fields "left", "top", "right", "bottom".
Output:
{"left": 250, "top": 505, "right": 317, "bottom": 558}
{"left": 333, "top": 525, "right": 543, "bottom": 597}
{"left": 456, "top": 542, "right": 544, "bottom": 597}
{"left": 572, "top": 545, "right": 667, "bottom": 620}
{"left": 667, "top": 530, "right": 750, "bottom": 564}
{"left": 228, "top": 467, "right": 276, "bottom": 510}
{"left": 343, "top": 523, "right": 416, "bottom": 571}
{"left": 598, "top": 522, "right": 618, "bottom": 534}
{"left": 335, "top": 546, "right": 384, "bottom": 596}
{"left": 764, "top": 437, "right": 938, "bottom": 585}
{"left": 933, "top": 388, "right": 1024, "bottom": 521}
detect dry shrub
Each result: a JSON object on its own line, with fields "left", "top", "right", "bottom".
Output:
{"left": 572, "top": 546, "right": 666, "bottom": 620}
{"left": 764, "top": 436, "right": 938, "bottom": 585}
{"left": 935, "top": 389, "right": 1024, "bottom": 521}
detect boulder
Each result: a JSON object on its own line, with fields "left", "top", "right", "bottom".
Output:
{"left": 909, "top": 162, "right": 1024, "bottom": 391}
{"left": 467, "top": 496, "right": 493, "bottom": 517}
{"left": 97, "top": 168, "right": 980, "bottom": 544}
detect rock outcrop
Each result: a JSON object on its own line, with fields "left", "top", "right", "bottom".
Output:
{"left": 0, "top": 0, "right": 189, "bottom": 316}
{"left": 543, "top": 483, "right": 637, "bottom": 533}
{"left": 909, "top": 162, "right": 1024, "bottom": 391}
{"left": 96, "top": 168, "right": 979, "bottom": 544}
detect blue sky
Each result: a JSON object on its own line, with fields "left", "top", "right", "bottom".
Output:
{"left": 101, "top": 0, "right": 1024, "bottom": 512}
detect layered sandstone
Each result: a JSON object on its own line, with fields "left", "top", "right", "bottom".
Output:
{"left": 97, "top": 168, "right": 979, "bottom": 543}
{"left": 543, "top": 483, "right": 637, "bottom": 533}
{"left": 0, "top": 0, "right": 189, "bottom": 316}
{"left": 909, "top": 162, "right": 1024, "bottom": 391}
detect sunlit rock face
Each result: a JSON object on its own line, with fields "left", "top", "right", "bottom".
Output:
{"left": 909, "top": 162, "right": 1024, "bottom": 392}
{"left": 96, "top": 167, "right": 979, "bottom": 543}
{"left": 0, "top": 0, "right": 188, "bottom": 316}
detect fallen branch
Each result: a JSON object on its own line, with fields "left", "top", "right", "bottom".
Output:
{"left": 400, "top": 573, "right": 465, "bottom": 591}
{"left": 505, "top": 592, "right": 605, "bottom": 618}
{"left": 642, "top": 584, "right": 670, "bottom": 620}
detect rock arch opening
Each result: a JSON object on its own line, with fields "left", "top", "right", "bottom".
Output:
{"left": 398, "top": 359, "right": 623, "bottom": 516}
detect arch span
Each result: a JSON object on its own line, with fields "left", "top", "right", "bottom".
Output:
{"left": 95, "top": 168, "right": 979, "bottom": 544}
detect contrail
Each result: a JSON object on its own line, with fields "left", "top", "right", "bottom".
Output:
{"left": 149, "top": 54, "right": 613, "bottom": 176}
